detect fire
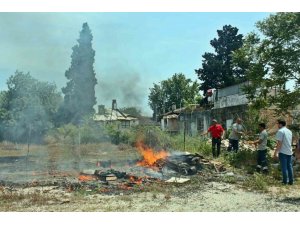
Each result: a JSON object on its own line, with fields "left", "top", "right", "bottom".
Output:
{"left": 129, "top": 176, "right": 143, "bottom": 185}
{"left": 136, "top": 142, "right": 169, "bottom": 167}
{"left": 78, "top": 174, "right": 96, "bottom": 182}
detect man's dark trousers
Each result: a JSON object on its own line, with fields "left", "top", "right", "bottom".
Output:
{"left": 212, "top": 137, "right": 221, "bottom": 157}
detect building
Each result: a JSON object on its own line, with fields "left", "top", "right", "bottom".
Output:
{"left": 161, "top": 82, "right": 250, "bottom": 136}
{"left": 93, "top": 100, "right": 139, "bottom": 129}
{"left": 161, "top": 81, "right": 300, "bottom": 137}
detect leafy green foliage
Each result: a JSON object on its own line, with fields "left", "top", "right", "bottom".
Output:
{"left": 195, "top": 25, "right": 245, "bottom": 94}
{"left": 104, "top": 123, "right": 134, "bottom": 145}
{"left": 0, "top": 71, "right": 62, "bottom": 143}
{"left": 45, "top": 123, "right": 79, "bottom": 145}
{"left": 256, "top": 13, "right": 300, "bottom": 84}
{"left": 225, "top": 149, "right": 257, "bottom": 169}
{"left": 267, "top": 138, "right": 277, "bottom": 150}
{"left": 244, "top": 173, "right": 269, "bottom": 191}
{"left": 59, "top": 23, "right": 97, "bottom": 125}
{"left": 45, "top": 119, "right": 109, "bottom": 145}
{"left": 232, "top": 13, "right": 300, "bottom": 112}
{"left": 98, "top": 124, "right": 211, "bottom": 156}
{"left": 148, "top": 73, "right": 200, "bottom": 120}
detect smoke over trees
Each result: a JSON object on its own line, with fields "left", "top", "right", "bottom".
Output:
{"left": 0, "top": 23, "right": 98, "bottom": 143}
{"left": 58, "top": 22, "right": 97, "bottom": 125}
{"left": 0, "top": 71, "right": 62, "bottom": 143}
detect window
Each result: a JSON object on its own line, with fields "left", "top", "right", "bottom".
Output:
{"left": 197, "top": 118, "right": 204, "bottom": 131}
{"left": 121, "top": 120, "right": 130, "bottom": 128}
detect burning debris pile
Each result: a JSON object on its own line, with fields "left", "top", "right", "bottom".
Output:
{"left": 73, "top": 142, "right": 225, "bottom": 192}
{"left": 135, "top": 141, "right": 221, "bottom": 176}
{"left": 0, "top": 142, "right": 226, "bottom": 194}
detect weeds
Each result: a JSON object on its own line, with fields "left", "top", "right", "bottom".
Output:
{"left": 224, "top": 149, "right": 257, "bottom": 169}
{"left": 0, "top": 190, "right": 56, "bottom": 206}
{"left": 243, "top": 172, "right": 280, "bottom": 192}
{"left": 244, "top": 173, "right": 268, "bottom": 191}
{"left": 221, "top": 175, "right": 239, "bottom": 184}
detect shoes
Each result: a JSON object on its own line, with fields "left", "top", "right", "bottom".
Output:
{"left": 282, "top": 182, "right": 294, "bottom": 185}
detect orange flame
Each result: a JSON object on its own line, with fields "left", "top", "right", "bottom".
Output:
{"left": 129, "top": 176, "right": 143, "bottom": 185}
{"left": 136, "top": 142, "right": 169, "bottom": 167}
{"left": 78, "top": 174, "right": 96, "bottom": 182}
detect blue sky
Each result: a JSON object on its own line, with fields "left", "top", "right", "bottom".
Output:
{"left": 0, "top": 12, "right": 271, "bottom": 115}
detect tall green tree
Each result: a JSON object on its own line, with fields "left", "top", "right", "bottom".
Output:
{"left": 60, "top": 22, "right": 97, "bottom": 125}
{"left": 0, "top": 71, "right": 62, "bottom": 143}
{"left": 195, "top": 25, "right": 245, "bottom": 94}
{"left": 148, "top": 73, "right": 200, "bottom": 120}
{"left": 232, "top": 13, "right": 300, "bottom": 113}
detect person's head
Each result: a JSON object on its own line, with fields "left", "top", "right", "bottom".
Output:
{"left": 258, "top": 123, "right": 266, "bottom": 131}
{"left": 236, "top": 118, "right": 242, "bottom": 124}
{"left": 212, "top": 119, "right": 217, "bottom": 125}
{"left": 277, "top": 119, "right": 286, "bottom": 128}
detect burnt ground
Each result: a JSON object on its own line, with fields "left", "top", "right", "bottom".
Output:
{"left": 1, "top": 142, "right": 300, "bottom": 212}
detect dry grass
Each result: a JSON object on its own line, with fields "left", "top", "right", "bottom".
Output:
{"left": 0, "top": 189, "right": 59, "bottom": 211}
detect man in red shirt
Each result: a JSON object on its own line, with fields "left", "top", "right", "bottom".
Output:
{"left": 203, "top": 119, "right": 225, "bottom": 158}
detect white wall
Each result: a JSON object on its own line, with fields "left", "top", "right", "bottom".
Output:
{"left": 214, "top": 94, "right": 248, "bottom": 109}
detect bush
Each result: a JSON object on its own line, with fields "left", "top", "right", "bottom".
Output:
{"left": 44, "top": 124, "right": 78, "bottom": 145}
{"left": 225, "top": 149, "right": 257, "bottom": 169}
{"left": 244, "top": 173, "right": 268, "bottom": 191}
{"left": 80, "top": 121, "right": 108, "bottom": 144}
{"left": 45, "top": 121, "right": 109, "bottom": 145}
{"left": 267, "top": 138, "right": 277, "bottom": 149}
{"left": 104, "top": 124, "right": 211, "bottom": 156}
{"left": 130, "top": 125, "right": 212, "bottom": 155}
{"left": 104, "top": 123, "right": 135, "bottom": 145}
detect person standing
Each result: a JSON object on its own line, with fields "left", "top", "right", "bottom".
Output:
{"left": 227, "top": 118, "right": 244, "bottom": 153}
{"left": 252, "top": 123, "right": 268, "bottom": 173}
{"left": 203, "top": 119, "right": 224, "bottom": 158}
{"left": 295, "top": 136, "right": 300, "bottom": 161}
{"left": 274, "top": 119, "right": 294, "bottom": 185}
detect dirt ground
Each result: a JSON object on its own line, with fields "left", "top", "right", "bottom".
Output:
{"left": 1, "top": 177, "right": 300, "bottom": 212}
{"left": 1, "top": 142, "right": 300, "bottom": 212}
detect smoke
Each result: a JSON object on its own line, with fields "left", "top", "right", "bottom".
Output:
{"left": 96, "top": 62, "right": 148, "bottom": 113}
{"left": 0, "top": 13, "right": 84, "bottom": 90}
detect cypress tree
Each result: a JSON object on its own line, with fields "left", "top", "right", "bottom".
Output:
{"left": 61, "top": 22, "right": 97, "bottom": 124}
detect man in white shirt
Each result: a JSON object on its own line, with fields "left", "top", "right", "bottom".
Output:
{"left": 227, "top": 118, "right": 244, "bottom": 153}
{"left": 274, "top": 119, "right": 293, "bottom": 185}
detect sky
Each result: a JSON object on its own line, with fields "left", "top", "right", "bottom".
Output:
{"left": 0, "top": 0, "right": 299, "bottom": 224}
{"left": 0, "top": 12, "right": 274, "bottom": 116}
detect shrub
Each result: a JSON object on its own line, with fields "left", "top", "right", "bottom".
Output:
{"left": 44, "top": 124, "right": 78, "bottom": 145}
{"left": 45, "top": 121, "right": 109, "bottom": 145}
{"left": 224, "top": 149, "right": 257, "bottom": 169}
{"left": 244, "top": 173, "right": 268, "bottom": 191}
{"left": 104, "top": 123, "right": 135, "bottom": 145}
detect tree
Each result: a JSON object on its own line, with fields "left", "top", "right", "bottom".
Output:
{"left": 148, "top": 73, "right": 200, "bottom": 120}
{"left": 0, "top": 71, "right": 62, "bottom": 143}
{"left": 195, "top": 25, "right": 244, "bottom": 94}
{"left": 59, "top": 22, "right": 97, "bottom": 125}
{"left": 257, "top": 13, "right": 300, "bottom": 85}
{"left": 232, "top": 13, "right": 300, "bottom": 113}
